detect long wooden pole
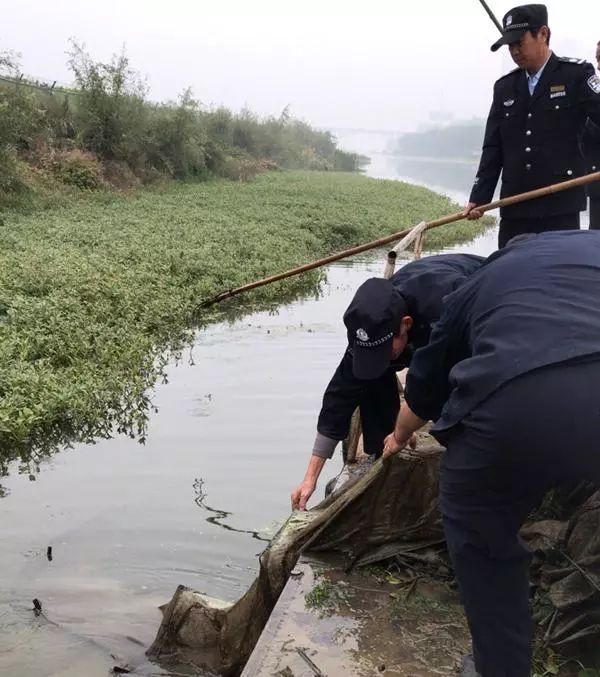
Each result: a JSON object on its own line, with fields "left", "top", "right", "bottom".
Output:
{"left": 477, "top": 0, "right": 503, "bottom": 33}
{"left": 200, "top": 171, "right": 600, "bottom": 307}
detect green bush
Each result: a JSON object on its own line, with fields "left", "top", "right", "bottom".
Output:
{"left": 0, "top": 40, "right": 365, "bottom": 200}
{"left": 204, "top": 107, "right": 234, "bottom": 148}
{"left": 50, "top": 149, "right": 103, "bottom": 189}
{"left": 0, "top": 151, "right": 30, "bottom": 203}
{"left": 334, "top": 149, "right": 358, "bottom": 171}
{"left": 218, "top": 155, "right": 263, "bottom": 181}
{"left": 145, "top": 89, "right": 208, "bottom": 178}
{"left": 67, "top": 40, "right": 148, "bottom": 167}
{"left": 0, "top": 52, "right": 42, "bottom": 199}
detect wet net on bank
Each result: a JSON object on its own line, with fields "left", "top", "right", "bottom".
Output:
{"left": 146, "top": 440, "right": 600, "bottom": 676}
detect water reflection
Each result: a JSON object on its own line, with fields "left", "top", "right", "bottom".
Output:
{"left": 193, "top": 478, "right": 270, "bottom": 542}
{"left": 0, "top": 268, "right": 327, "bottom": 497}
{"left": 394, "top": 156, "right": 478, "bottom": 195}
{"left": 366, "top": 153, "right": 480, "bottom": 206}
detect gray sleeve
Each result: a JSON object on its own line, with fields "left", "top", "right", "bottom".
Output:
{"left": 311, "top": 432, "right": 339, "bottom": 459}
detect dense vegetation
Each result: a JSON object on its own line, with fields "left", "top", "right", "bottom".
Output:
{"left": 0, "top": 171, "right": 488, "bottom": 474}
{"left": 0, "top": 41, "right": 363, "bottom": 207}
{"left": 394, "top": 119, "right": 486, "bottom": 160}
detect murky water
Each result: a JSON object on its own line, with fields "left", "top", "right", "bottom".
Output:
{"left": 0, "top": 154, "right": 498, "bottom": 675}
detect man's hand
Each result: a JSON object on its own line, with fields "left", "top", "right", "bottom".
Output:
{"left": 291, "top": 455, "right": 326, "bottom": 511}
{"left": 463, "top": 202, "right": 484, "bottom": 220}
{"left": 383, "top": 431, "right": 417, "bottom": 458}
{"left": 291, "top": 478, "right": 317, "bottom": 511}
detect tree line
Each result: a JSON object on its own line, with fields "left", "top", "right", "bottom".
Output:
{"left": 393, "top": 119, "right": 486, "bottom": 161}
{"left": 0, "top": 41, "right": 363, "bottom": 206}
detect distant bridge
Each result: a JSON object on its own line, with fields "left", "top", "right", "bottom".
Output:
{"left": 325, "top": 127, "right": 404, "bottom": 136}
{"left": 323, "top": 127, "right": 402, "bottom": 138}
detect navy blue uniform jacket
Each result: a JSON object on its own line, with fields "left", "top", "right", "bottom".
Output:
{"left": 316, "top": 254, "right": 484, "bottom": 445}
{"left": 406, "top": 231, "right": 600, "bottom": 434}
{"left": 469, "top": 54, "right": 600, "bottom": 218}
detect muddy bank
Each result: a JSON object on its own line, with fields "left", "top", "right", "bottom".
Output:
{"left": 243, "top": 554, "right": 471, "bottom": 676}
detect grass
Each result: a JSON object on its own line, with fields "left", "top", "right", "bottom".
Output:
{"left": 532, "top": 646, "right": 600, "bottom": 677}
{"left": 0, "top": 170, "right": 490, "bottom": 472}
{"left": 304, "top": 579, "right": 337, "bottom": 611}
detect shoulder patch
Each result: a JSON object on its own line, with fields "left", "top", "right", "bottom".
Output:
{"left": 558, "top": 56, "right": 586, "bottom": 65}
{"left": 588, "top": 74, "right": 600, "bottom": 95}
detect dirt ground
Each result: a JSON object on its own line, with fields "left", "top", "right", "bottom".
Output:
{"left": 242, "top": 552, "right": 591, "bottom": 677}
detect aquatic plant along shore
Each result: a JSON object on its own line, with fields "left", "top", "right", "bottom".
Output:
{"left": 0, "top": 170, "right": 490, "bottom": 474}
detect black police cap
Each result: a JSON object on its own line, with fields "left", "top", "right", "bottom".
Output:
{"left": 491, "top": 4, "right": 548, "bottom": 52}
{"left": 343, "top": 277, "right": 408, "bottom": 380}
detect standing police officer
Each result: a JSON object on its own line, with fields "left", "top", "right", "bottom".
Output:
{"left": 583, "top": 40, "right": 600, "bottom": 229}
{"left": 383, "top": 231, "right": 600, "bottom": 676}
{"left": 464, "top": 4, "right": 600, "bottom": 248}
{"left": 290, "top": 253, "right": 483, "bottom": 511}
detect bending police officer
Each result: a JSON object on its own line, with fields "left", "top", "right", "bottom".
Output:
{"left": 290, "top": 253, "right": 483, "bottom": 511}
{"left": 383, "top": 230, "right": 600, "bottom": 677}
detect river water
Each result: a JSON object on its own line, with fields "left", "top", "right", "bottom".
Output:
{"left": 0, "top": 154, "right": 498, "bottom": 676}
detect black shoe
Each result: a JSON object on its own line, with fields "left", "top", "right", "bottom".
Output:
{"left": 460, "top": 654, "right": 481, "bottom": 677}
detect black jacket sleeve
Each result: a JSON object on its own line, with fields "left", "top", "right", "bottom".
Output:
{"left": 317, "top": 348, "right": 406, "bottom": 443}
{"left": 317, "top": 349, "right": 363, "bottom": 443}
{"left": 404, "top": 292, "right": 471, "bottom": 422}
{"left": 469, "top": 96, "right": 503, "bottom": 206}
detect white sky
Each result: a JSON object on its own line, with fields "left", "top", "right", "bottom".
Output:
{"left": 1, "top": 0, "right": 599, "bottom": 133}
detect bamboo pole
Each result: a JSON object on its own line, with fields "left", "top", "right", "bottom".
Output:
{"left": 200, "top": 171, "right": 600, "bottom": 308}
{"left": 477, "top": 0, "right": 503, "bottom": 33}
{"left": 383, "top": 251, "right": 397, "bottom": 281}
{"left": 383, "top": 221, "right": 427, "bottom": 279}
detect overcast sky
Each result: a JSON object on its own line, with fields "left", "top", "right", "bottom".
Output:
{"left": 2, "top": 0, "right": 599, "bottom": 135}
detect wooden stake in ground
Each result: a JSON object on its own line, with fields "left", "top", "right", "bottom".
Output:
{"left": 200, "top": 171, "right": 600, "bottom": 308}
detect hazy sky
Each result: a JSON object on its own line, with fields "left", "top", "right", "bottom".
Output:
{"left": 2, "top": 0, "right": 599, "bottom": 134}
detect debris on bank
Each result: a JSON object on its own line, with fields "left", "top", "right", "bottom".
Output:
{"left": 148, "top": 433, "right": 600, "bottom": 676}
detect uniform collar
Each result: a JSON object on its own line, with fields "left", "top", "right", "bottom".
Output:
{"left": 529, "top": 52, "right": 559, "bottom": 104}
{"left": 527, "top": 51, "right": 553, "bottom": 84}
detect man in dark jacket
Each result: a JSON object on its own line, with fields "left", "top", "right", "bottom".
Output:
{"left": 464, "top": 4, "right": 600, "bottom": 247}
{"left": 383, "top": 230, "right": 600, "bottom": 677}
{"left": 583, "top": 40, "right": 600, "bottom": 229}
{"left": 290, "top": 253, "right": 483, "bottom": 511}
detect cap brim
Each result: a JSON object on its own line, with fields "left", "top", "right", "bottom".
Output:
{"left": 491, "top": 28, "right": 527, "bottom": 52}
{"left": 352, "top": 339, "right": 393, "bottom": 380}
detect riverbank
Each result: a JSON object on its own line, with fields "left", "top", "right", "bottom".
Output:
{"left": 1, "top": 44, "right": 366, "bottom": 207}
{"left": 0, "top": 170, "right": 490, "bottom": 472}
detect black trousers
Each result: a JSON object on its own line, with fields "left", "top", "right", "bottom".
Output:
{"left": 435, "top": 359, "right": 600, "bottom": 677}
{"left": 498, "top": 213, "right": 580, "bottom": 248}
{"left": 590, "top": 198, "right": 600, "bottom": 229}
{"left": 360, "top": 369, "right": 400, "bottom": 457}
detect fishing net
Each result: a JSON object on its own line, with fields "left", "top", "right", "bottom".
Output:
{"left": 535, "top": 489, "right": 600, "bottom": 657}
{"left": 147, "top": 443, "right": 600, "bottom": 675}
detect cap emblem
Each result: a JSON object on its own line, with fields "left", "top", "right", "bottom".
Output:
{"left": 356, "top": 328, "right": 369, "bottom": 342}
{"left": 505, "top": 14, "right": 513, "bottom": 27}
